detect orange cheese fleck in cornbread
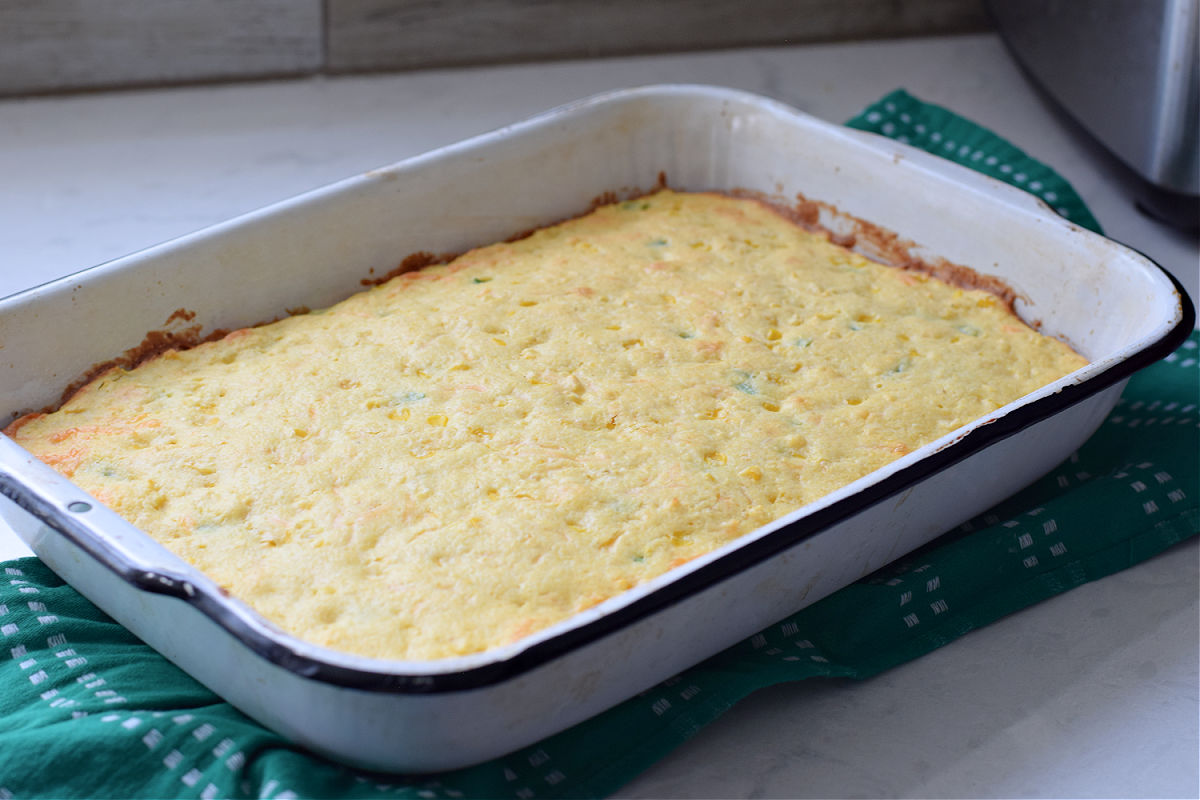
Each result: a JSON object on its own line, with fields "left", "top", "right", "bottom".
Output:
{"left": 7, "top": 190, "right": 1087, "bottom": 661}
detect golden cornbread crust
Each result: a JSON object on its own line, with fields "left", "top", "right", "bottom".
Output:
{"left": 8, "top": 191, "right": 1087, "bottom": 661}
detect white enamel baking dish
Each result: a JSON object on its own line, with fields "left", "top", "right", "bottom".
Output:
{"left": 0, "top": 85, "right": 1191, "bottom": 773}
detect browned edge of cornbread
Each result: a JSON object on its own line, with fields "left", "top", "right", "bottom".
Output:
{"left": 3, "top": 175, "right": 1065, "bottom": 430}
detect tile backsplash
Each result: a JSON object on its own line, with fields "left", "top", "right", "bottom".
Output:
{"left": 0, "top": 0, "right": 989, "bottom": 96}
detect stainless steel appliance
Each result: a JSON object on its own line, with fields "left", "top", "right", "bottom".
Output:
{"left": 991, "top": 0, "right": 1199, "bottom": 226}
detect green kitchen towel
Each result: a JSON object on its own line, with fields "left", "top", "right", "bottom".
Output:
{"left": 1, "top": 92, "right": 1194, "bottom": 800}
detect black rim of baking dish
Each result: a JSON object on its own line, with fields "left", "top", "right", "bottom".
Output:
{"left": 0, "top": 261, "right": 1193, "bottom": 694}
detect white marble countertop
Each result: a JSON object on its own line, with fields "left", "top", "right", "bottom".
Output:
{"left": 0, "top": 33, "right": 1196, "bottom": 798}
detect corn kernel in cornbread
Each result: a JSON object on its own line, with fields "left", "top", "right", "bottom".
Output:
{"left": 7, "top": 190, "right": 1087, "bottom": 661}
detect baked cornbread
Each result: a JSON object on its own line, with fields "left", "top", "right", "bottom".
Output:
{"left": 7, "top": 190, "right": 1087, "bottom": 661}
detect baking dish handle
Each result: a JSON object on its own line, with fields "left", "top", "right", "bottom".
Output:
{"left": 0, "top": 436, "right": 198, "bottom": 601}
